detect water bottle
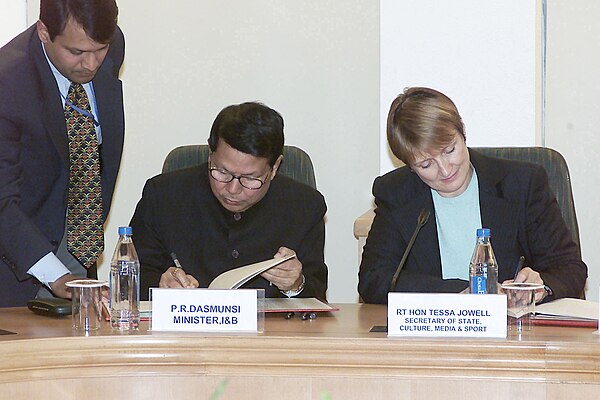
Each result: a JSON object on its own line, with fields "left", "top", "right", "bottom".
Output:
{"left": 110, "top": 226, "right": 140, "bottom": 330}
{"left": 469, "top": 228, "right": 498, "bottom": 294}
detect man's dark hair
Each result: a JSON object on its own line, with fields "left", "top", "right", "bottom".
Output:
{"left": 40, "top": 0, "right": 118, "bottom": 43}
{"left": 208, "top": 102, "right": 285, "bottom": 167}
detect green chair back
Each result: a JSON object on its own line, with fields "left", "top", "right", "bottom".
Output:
{"left": 162, "top": 144, "right": 317, "bottom": 189}
{"left": 475, "top": 147, "right": 580, "bottom": 252}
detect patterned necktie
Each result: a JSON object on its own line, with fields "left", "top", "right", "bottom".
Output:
{"left": 65, "top": 82, "right": 104, "bottom": 268}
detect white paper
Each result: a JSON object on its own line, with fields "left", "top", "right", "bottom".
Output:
{"left": 261, "top": 298, "right": 337, "bottom": 312}
{"left": 535, "top": 298, "right": 599, "bottom": 321}
{"left": 208, "top": 253, "right": 295, "bottom": 290}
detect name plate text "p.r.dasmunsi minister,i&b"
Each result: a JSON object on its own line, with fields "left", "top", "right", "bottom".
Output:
{"left": 151, "top": 288, "right": 260, "bottom": 332}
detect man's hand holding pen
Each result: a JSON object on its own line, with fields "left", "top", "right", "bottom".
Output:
{"left": 160, "top": 267, "right": 199, "bottom": 289}
{"left": 159, "top": 253, "right": 200, "bottom": 289}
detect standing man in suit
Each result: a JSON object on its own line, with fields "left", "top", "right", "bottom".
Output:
{"left": 0, "top": 0, "right": 125, "bottom": 307}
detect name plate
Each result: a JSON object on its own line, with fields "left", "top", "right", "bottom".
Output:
{"left": 151, "top": 288, "right": 259, "bottom": 332}
{"left": 387, "top": 293, "right": 507, "bottom": 338}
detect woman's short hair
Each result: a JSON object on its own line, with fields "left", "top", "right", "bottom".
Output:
{"left": 387, "top": 87, "right": 465, "bottom": 165}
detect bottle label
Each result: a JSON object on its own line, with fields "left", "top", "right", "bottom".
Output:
{"left": 471, "top": 276, "right": 487, "bottom": 294}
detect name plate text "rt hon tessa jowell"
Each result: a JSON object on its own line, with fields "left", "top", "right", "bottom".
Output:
{"left": 387, "top": 293, "right": 507, "bottom": 338}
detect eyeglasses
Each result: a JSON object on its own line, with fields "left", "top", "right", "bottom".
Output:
{"left": 208, "top": 164, "right": 271, "bottom": 190}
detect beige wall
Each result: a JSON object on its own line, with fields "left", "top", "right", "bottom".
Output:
{"left": 545, "top": 0, "right": 600, "bottom": 301}
{"left": 106, "top": 1, "right": 378, "bottom": 302}
{"left": 0, "top": 1, "right": 26, "bottom": 46}
{"left": 380, "top": 0, "right": 539, "bottom": 172}
{"left": 23, "top": 0, "right": 379, "bottom": 302}
{"left": 21, "top": 0, "right": 598, "bottom": 302}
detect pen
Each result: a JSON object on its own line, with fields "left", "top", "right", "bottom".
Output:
{"left": 284, "top": 312, "right": 318, "bottom": 320}
{"left": 170, "top": 252, "right": 187, "bottom": 286}
{"left": 513, "top": 255, "right": 525, "bottom": 281}
{"left": 302, "top": 312, "right": 318, "bottom": 320}
{"left": 170, "top": 252, "right": 183, "bottom": 270}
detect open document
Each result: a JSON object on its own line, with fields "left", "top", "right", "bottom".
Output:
{"left": 139, "top": 297, "right": 337, "bottom": 319}
{"left": 534, "top": 298, "right": 598, "bottom": 327}
{"left": 261, "top": 297, "right": 339, "bottom": 313}
{"left": 208, "top": 253, "right": 296, "bottom": 290}
{"left": 138, "top": 253, "right": 338, "bottom": 319}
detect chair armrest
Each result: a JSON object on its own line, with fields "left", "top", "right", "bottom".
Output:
{"left": 354, "top": 209, "right": 375, "bottom": 239}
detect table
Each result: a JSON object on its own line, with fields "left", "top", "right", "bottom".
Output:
{"left": 0, "top": 304, "right": 599, "bottom": 399}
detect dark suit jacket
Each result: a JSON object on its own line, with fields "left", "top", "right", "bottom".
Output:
{"left": 0, "top": 25, "right": 125, "bottom": 306}
{"left": 358, "top": 149, "right": 587, "bottom": 304}
{"left": 130, "top": 164, "right": 328, "bottom": 300}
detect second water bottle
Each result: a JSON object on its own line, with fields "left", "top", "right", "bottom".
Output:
{"left": 469, "top": 228, "right": 498, "bottom": 294}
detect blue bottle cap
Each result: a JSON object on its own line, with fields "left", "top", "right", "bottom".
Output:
{"left": 476, "top": 228, "right": 491, "bottom": 237}
{"left": 118, "top": 226, "right": 133, "bottom": 235}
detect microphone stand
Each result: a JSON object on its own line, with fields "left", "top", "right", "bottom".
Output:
{"left": 389, "top": 208, "right": 430, "bottom": 291}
